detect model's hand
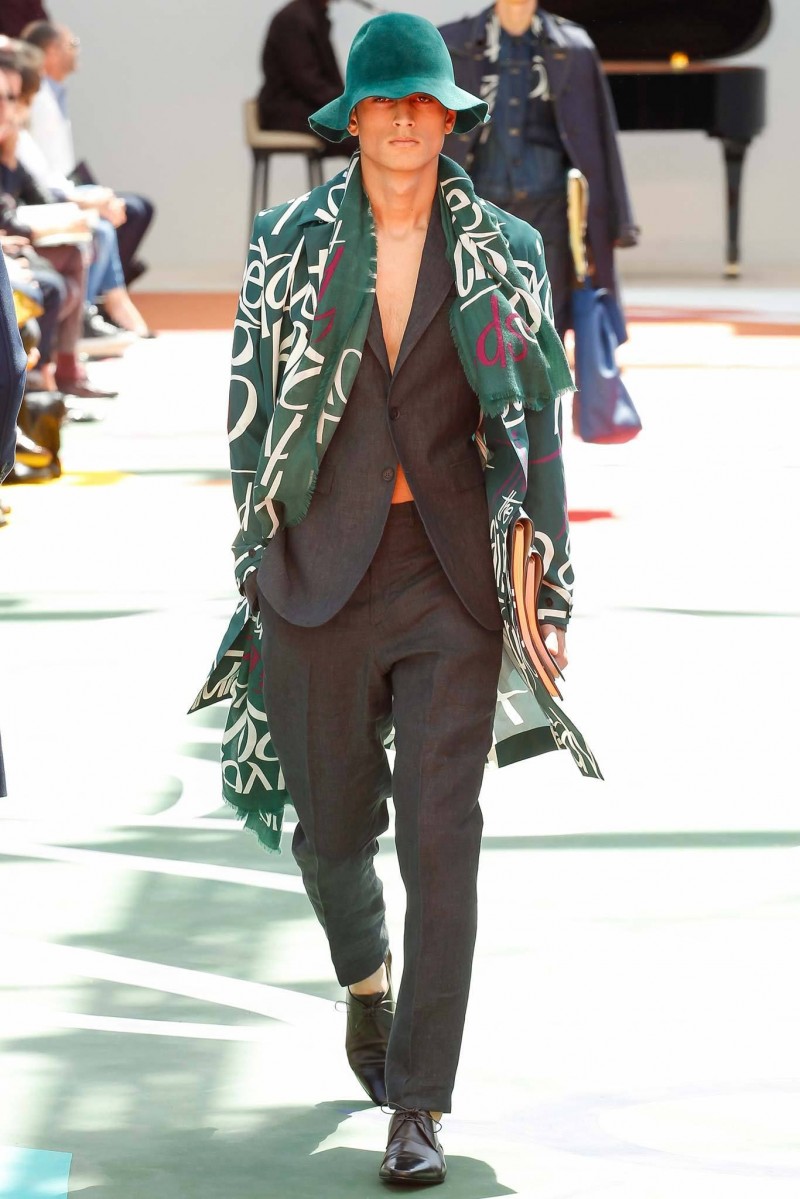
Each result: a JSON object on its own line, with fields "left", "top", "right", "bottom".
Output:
{"left": 540, "top": 624, "right": 568, "bottom": 672}
{"left": 243, "top": 572, "right": 260, "bottom": 616}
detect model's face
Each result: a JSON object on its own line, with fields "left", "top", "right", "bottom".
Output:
{"left": 0, "top": 68, "right": 21, "bottom": 142}
{"left": 348, "top": 94, "right": 456, "bottom": 174}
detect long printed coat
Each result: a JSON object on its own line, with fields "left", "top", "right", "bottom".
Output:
{"left": 193, "top": 165, "right": 600, "bottom": 850}
{"left": 439, "top": 6, "right": 639, "bottom": 301}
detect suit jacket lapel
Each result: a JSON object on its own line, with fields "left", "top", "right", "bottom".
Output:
{"left": 347, "top": 205, "right": 454, "bottom": 382}
{"left": 365, "top": 297, "right": 390, "bottom": 376}
{"left": 392, "top": 210, "right": 454, "bottom": 380}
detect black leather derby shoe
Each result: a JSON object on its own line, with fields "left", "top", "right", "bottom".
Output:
{"left": 345, "top": 953, "right": 393, "bottom": 1106}
{"left": 379, "top": 1109, "right": 446, "bottom": 1185}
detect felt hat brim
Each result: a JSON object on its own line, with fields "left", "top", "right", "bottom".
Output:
{"left": 310, "top": 79, "right": 489, "bottom": 142}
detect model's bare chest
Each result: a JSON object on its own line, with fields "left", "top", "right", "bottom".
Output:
{"left": 375, "top": 229, "right": 427, "bottom": 373}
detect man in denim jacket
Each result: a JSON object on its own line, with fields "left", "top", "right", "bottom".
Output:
{"left": 441, "top": 0, "right": 638, "bottom": 334}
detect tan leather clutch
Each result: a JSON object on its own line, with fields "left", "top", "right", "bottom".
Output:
{"left": 510, "top": 517, "right": 562, "bottom": 699}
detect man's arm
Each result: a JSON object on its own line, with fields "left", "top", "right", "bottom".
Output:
{"left": 524, "top": 371, "right": 573, "bottom": 670}
{"left": 588, "top": 45, "right": 639, "bottom": 248}
{"left": 507, "top": 219, "right": 574, "bottom": 648}
{"left": 523, "top": 396, "right": 572, "bottom": 670}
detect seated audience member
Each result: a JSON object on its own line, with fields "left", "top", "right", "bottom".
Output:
{"left": 1, "top": 242, "right": 60, "bottom": 492}
{"left": 22, "top": 21, "right": 155, "bottom": 292}
{"left": 11, "top": 38, "right": 149, "bottom": 339}
{"left": 258, "top": 0, "right": 357, "bottom": 155}
{"left": 0, "top": 1, "right": 49, "bottom": 39}
{"left": 1, "top": 245, "right": 26, "bottom": 488}
{"left": 3, "top": 229, "right": 65, "bottom": 390}
{"left": 1, "top": 46, "right": 118, "bottom": 399}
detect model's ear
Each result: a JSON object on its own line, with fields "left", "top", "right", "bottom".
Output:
{"left": 347, "top": 106, "right": 358, "bottom": 135}
{"left": 444, "top": 108, "right": 457, "bottom": 134}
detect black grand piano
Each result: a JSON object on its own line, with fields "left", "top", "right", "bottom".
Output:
{"left": 554, "top": 1, "right": 771, "bottom": 276}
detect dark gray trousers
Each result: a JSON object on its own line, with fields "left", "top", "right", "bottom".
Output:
{"left": 259, "top": 504, "right": 502, "bottom": 1112}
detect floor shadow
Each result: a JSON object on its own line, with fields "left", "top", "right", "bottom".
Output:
{"left": 64, "top": 1101, "right": 514, "bottom": 1198}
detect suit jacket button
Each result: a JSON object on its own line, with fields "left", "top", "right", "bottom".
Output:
{"left": 389, "top": 406, "right": 400, "bottom": 420}
{"left": 382, "top": 467, "right": 395, "bottom": 482}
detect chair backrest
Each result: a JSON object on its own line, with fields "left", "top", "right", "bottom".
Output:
{"left": 243, "top": 97, "right": 326, "bottom": 154}
{"left": 244, "top": 99, "right": 261, "bottom": 146}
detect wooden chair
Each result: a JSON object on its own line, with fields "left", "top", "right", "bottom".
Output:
{"left": 244, "top": 99, "right": 325, "bottom": 222}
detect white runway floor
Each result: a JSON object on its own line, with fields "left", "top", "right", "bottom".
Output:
{"left": 1, "top": 313, "right": 799, "bottom": 1197}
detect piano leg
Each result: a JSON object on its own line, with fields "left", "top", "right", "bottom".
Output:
{"left": 721, "top": 138, "right": 749, "bottom": 279}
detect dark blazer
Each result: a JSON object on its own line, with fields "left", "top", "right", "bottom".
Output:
{"left": 439, "top": 6, "right": 639, "bottom": 297}
{"left": 258, "top": 214, "right": 502, "bottom": 632}
{"left": 257, "top": 0, "right": 344, "bottom": 133}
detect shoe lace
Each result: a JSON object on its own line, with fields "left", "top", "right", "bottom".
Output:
{"left": 382, "top": 1106, "right": 443, "bottom": 1135}
{"left": 336, "top": 992, "right": 394, "bottom": 1026}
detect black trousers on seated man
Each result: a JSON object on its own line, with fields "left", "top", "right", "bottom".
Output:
{"left": 115, "top": 192, "right": 155, "bottom": 284}
{"left": 256, "top": 213, "right": 504, "bottom": 1112}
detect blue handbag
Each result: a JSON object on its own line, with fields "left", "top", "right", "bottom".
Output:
{"left": 571, "top": 283, "right": 642, "bottom": 444}
{"left": 567, "top": 170, "right": 642, "bottom": 445}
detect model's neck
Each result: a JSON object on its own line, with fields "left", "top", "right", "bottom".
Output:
{"left": 361, "top": 157, "right": 439, "bottom": 236}
{"left": 495, "top": 0, "right": 538, "bottom": 37}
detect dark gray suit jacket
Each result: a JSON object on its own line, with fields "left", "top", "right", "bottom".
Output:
{"left": 258, "top": 213, "right": 502, "bottom": 632}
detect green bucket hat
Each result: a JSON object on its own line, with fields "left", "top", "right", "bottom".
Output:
{"left": 308, "top": 13, "right": 490, "bottom": 142}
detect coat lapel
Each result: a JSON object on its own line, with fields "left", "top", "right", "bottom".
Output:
{"left": 366, "top": 298, "right": 390, "bottom": 376}
{"left": 539, "top": 9, "right": 573, "bottom": 101}
{"left": 391, "top": 210, "right": 454, "bottom": 381}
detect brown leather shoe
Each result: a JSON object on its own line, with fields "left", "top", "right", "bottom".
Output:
{"left": 345, "top": 953, "right": 393, "bottom": 1105}
{"left": 379, "top": 1109, "right": 446, "bottom": 1185}
{"left": 57, "top": 378, "right": 119, "bottom": 401}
